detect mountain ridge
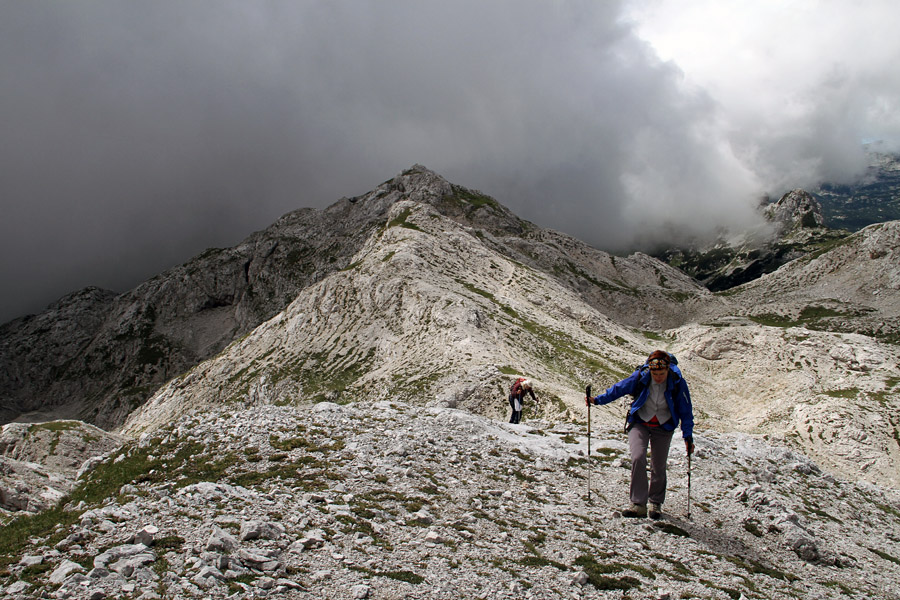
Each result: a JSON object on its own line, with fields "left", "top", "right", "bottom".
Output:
{"left": 0, "top": 165, "right": 713, "bottom": 429}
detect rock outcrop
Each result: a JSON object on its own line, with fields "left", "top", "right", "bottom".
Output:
{"left": 764, "top": 189, "right": 826, "bottom": 234}
{"left": 0, "top": 420, "right": 121, "bottom": 513}
{"left": 658, "top": 189, "right": 846, "bottom": 291}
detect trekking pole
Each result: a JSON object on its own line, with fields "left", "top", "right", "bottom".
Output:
{"left": 586, "top": 384, "right": 592, "bottom": 501}
{"left": 686, "top": 451, "right": 692, "bottom": 519}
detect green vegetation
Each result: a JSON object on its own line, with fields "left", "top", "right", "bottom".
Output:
{"left": 387, "top": 207, "right": 424, "bottom": 231}
{"left": 443, "top": 185, "right": 508, "bottom": 220}
{"left": 591, "top": 447, "right": 621, "bottom": 463}
{"left": 1, "top": 441, "right": 169, "bottom": 568}
{"left": 724, "top": 554, "right": 798, "bottom": 582}
{"left": 573, "top": 555, "right": 643, "bottom": 591}
{"left": 351, "top": 565, "right": 425, "bottom": 584}
{"left": 653, "top": 521, "right": 691, "bottom": 537}
{"left": 27, "top": 421, "right": 82, "bottom": 433}
{"left": 456, "top": 279, "right": 518, "bottom": 319}
{"left": 26, "top": 421, "right": 87, "bottom": 455}
{"left": 642, "top": 330, "right": 668, "bottom": 342}
{"left": 870, "top": 547, "right": 900, "bottom": 566}
{"left": 747, "top": 302, "right": 894, "bottom": 343}
{"left": 822, "top": 580, "right": 856, "bottom": 595}
{"left": 270, "top": 434, "right": 344, "bottom": 453}
{"left": 271, "top": 347, "right": 377, "bottom": 405}
{"left": 743, "top": 520, "right": 764, "bottom": 537}
{"left": 556, "top": 261, "right": 634, "bottom": 295}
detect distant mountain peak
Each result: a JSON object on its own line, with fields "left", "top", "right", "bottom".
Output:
{"left": 764, "top": 189, "right": 826, "bottom": 234}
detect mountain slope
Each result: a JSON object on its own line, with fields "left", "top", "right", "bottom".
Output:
{"left": 658, "top": 219, "right": 900, "bottom": 486}
{"left": 4, "top": 403, "right": 900, "bottom": 599}
{"left": 118, "top": 176, "right": 900, "bottom": 488}
{"left": 724, "top": 220, "right": 900, "bottom": 340}
{"left": 121, "top": 193, "right": 656, "bottom": 436}
{"left": 1, "top": 166, "right": 714, "bottom": 429}
{"left": 0, "top": 197, "right": 386, "bottom": 428}
{"left": 4, "top": 166, "right": 900, "bottom": 598}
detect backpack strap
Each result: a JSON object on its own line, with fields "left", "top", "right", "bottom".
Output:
{"left": 624, "top": 366, "right": 648, "bottom": 434}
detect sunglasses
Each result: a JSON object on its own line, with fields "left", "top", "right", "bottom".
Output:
{"left": 648, "top": 359, "right": 669, "bottom": 371}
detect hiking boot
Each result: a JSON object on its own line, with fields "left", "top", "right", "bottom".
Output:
{"left": 622, "top": 503, "right": 647, "bottom": 518}
{"left": 649, "top": 503, "right": 663, "bottom": 520}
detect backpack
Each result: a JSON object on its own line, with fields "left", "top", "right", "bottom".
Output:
{"left": 624, "top": 354, "right": 682, "bottom": 433}
{"left": 624, "top": 366, "right": 648, "bottom": 433}
{"left": 510, "top": 377, "right": 526, "bottom": 396}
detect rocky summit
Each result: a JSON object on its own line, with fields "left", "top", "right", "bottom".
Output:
{"left": 1, "top": 165, "right": 900, "bottom": 599}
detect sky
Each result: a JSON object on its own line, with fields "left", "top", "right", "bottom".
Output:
{"left": 2, "top": 0, "right": 899, "bottom": 324}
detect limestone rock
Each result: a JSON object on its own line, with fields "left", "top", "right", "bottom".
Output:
{"left": 5, "top": 403, "right": 900, "bottom": 599}
{"left": 764, "top": 189, "right": 826, "bottom": 233}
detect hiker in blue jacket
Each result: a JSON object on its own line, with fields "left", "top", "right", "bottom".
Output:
{"left": 586, "top": 350, "right": 694, "bottom": 519}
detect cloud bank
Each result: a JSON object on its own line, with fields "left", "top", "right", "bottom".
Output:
{"left": 2, "top": 0, "right": 898, "bottom": 322}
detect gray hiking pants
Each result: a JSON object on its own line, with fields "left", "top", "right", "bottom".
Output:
{"left": 628, "top": 424, "right": 674, "bottom": 506}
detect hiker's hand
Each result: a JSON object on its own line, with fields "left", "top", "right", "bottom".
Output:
{"left": 685, "top": 437, "right": 694, "bottom": 455}
{"left": 585, "top": 396, "right": 592, "bottom": 407}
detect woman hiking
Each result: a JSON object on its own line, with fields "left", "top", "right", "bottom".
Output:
{"left": 586, "top": 350, "right": 694, "bottom": 519}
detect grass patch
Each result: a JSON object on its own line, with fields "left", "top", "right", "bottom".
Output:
{"left": 387, "top": 207, "right": 423, "bottom": 232}
{"left": 27, "top": 421, "right": 82, "bottom": 433}
{"left": 573, "top": 555, "right": 644, "bottom": 591}
{"left": 0, "top": 438, "right": 189, "bottom": 568}
{"left": 351, "top": 565, "right": 425, "bottom": 584}
{"left": 19, "top": 562, "right": 53, "bottom": 584}
{"left": 154, "top": 535, "right": 185, "bottom": 551}
{"left": 743, "top": 520, "right": 764, "bottom": 537}
{"left": 653, "top": 522, "right": 691, "bottom": 537}
{"left": 520, "top": 555, "right": 569, "bottom": 570}
{"left": 725, "top": 555, "right": 798, "bottom": 582}
{"left": 381, "top": 570, "right": 425, "bottom": 584}
{"left": 822, "top": 580, "right": 855, "bottom": 595}
{"left": 870, "top": 548, "right": 900, "bottom": 566}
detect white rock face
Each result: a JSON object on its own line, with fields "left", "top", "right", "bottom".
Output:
{"left": 672, "top": 323, "right": 900, "bottom": 487}
{"left": 120, "top": 195, "right": 656, "bottom": 436}
{"left": 0, "top": 165, "right": 710, "bottom": 428}
{"left": 764, "top": 189, "right": 826, "bottom": 233}
{"left": 0, "top": 420, "right": 122, "bottom": 513}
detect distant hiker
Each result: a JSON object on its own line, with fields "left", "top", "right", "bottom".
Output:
{"left": 586, "top": 350, "right": 694, "bottom": 519}
{"left": 508, "top": 378, "right": 536, "bottom": 424}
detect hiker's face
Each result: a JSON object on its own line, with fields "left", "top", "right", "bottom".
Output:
{"left": 650, "top": 367, "right": 668, "bottom": 384}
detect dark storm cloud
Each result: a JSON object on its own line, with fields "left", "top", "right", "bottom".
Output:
{"left": 1, "top": 1, "right": 895, "bottom": 323}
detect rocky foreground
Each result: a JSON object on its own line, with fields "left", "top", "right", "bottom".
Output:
{"left": 3, "top": 402, "right": 900, "bottom": 599}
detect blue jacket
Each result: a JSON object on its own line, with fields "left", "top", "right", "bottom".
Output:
{"left": 591, "top": 357, "right": 694, "bottom": 439}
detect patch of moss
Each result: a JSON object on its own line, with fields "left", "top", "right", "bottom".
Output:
{"left": 27, "top": 421, "right": 82, "bottom": 433}
{"left": 573, "top": 555, "right": 644, "bottom": 591}
{"left": 387, "top": 208, "right": 423, "bottom": 232}
{"left": 653, "top": 522, "right": 691, "bottom": 537}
